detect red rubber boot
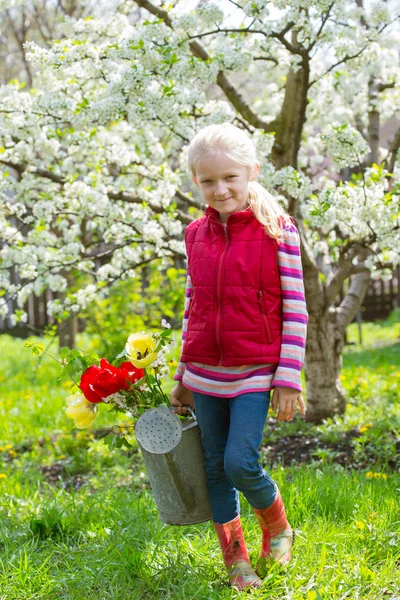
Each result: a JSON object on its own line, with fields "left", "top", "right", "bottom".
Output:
{"left": 213, "top": 515, "right": 261, "bottom": 590}
{"left": 253, "top": 490, "right": 294, "bottom": 574}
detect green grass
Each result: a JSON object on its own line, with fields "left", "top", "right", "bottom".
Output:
{"left": 0, "top": 313, "right": 399, "bottom": 599}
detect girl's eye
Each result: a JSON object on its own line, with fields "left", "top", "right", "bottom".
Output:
{"left": 201, "top": 176, "right": 236, "bottom": 183}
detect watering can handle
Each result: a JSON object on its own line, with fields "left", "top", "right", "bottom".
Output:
{"left": 169, "top": 405, "right": 196, "bottom": 421}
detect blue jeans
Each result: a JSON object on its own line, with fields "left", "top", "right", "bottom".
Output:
{"left": 193, "top": 390, "right": 277, "bottom": 524}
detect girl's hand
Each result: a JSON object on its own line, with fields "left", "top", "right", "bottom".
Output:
{"left": 170, "top": 381, "right": 195, "bottom": 416}
{"left": 271, "top": 386, "right": 306, "bottom": 422}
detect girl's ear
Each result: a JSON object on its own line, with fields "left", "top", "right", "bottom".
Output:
{"left": 250, "top": 163, "right": 260, "bottom": 181}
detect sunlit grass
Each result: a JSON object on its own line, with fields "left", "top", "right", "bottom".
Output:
{"left": 0, "top": 311, "right": 399, "bottom": 598}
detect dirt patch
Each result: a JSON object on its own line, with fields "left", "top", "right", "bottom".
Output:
{"left": 40, "top": 462, "right": 88, "bottom": 491}
{"left": 261, "top": 420, "right": 398, "bottom": 470}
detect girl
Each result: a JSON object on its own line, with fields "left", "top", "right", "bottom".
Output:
{"left": 170, "top": 123, "right": 308, "bottom": 590}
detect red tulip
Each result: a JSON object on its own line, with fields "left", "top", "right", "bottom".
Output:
{"left": 80, "top": 359, "right": 144, "bottom": 404}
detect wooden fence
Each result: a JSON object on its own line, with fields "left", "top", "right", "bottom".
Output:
{"left": 361, "top": 265, "right": 400, "bottom": 321}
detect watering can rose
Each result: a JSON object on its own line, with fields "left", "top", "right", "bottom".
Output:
{"left": 125, "top": 332, "right": 158, "bottom": 368}
{"left": 80, "top": 359, "right": 144, "bottom": 404}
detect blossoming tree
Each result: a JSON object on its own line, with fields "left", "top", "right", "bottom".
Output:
{"left": 1, "top": 0, "right": 399, "bottom": 421}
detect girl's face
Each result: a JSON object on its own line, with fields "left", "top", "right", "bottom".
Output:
{"left": 193, "top": 151, "right": 259, "bottom": 224}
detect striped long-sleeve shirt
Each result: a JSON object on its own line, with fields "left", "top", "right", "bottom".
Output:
{"left": 173, "top": 224, "right": 308, "bottom": 397}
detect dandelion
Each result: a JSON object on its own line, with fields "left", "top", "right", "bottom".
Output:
{"left": 0, "top": 474, "right": 7, "bottom": 479}
{"left": 360, "top": 423, "right": 372, "bottom": 433}
{"left": 366, "top": 472, "right": 374, "bottom": 478}
{"left": 355, "top": 520, "right": 365, "bottom": 530}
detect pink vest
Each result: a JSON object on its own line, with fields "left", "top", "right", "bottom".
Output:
{"left": 181, "top": 206, "right": 283, "bottom": 367}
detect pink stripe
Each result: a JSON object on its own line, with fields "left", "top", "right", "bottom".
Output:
{"left": 183, "top": 380, "right": 274, "bottom": 398}
{"left": 284, "top": 313, "right": 308, "bottom": 324}
{"left": 280, "top": 267, "right": 303, "bottom": 278}
{"left": 278, "top": 358, "right": 303, "bottom": 370}
{"left": 187, "top": 363, "right": 276, "bottom": 381}
{"left": 282, "top": 291, "right": 306, "bottom": 301}
{"left": 278, "top": 243, "right": 300, "bottom": 256}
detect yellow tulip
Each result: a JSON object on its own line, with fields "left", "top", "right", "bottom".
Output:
{"left": 65, "top": 393, "right": 98, "bottom": 429}
{"left": 125, "top": 332, "right": 158, "bottom": 368}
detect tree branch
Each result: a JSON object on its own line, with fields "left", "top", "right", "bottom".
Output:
{"left": 336, "top": 270, "right": 371, "bottom": 333}
{"left": 309, "top": 41, "right": 371, "bottom": 87}
{"left": 133, "top": 0, "right": 278, "bottom": 133}
{"left": 325, "top": 248, "right": 369, "bottom": 306}
{"left": 385, "top": 122, "right": 400, "bottom": 176}
{"left": 307, "top": 3, "right": 335, "bottom": 52}
{"left": 296, "top": 222, "right": 325, "bottom": 314}
{"left": 0, "top": 158, "right": 194, "bottom": 225}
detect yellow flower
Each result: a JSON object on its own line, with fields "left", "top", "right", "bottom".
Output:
{"left": 355, "top": 521, "right": 365, "bottom": 530}
{"left": 65, "top": 393, "right": 98, "bottom": 429}
{"left": 125, "top": 332, "right": 158, "bottom": 368}
{"left": 5, "top": 444, "right": 12, "bottom": 450}
{"left": 366, "top": 472, "right": 374, "bottom": 478}
{"left": 360, "top": 423, "right": 372, "bottom": 433}
{"left": 373, "top": 473, "right": 381, "bottom": 479}
{"left": 381, "top": 473, "right": 388, "bottom": 480}
{"left": 0, "top": 474, "right": 7, "bottom": 479}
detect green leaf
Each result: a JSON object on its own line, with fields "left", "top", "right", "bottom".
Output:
{"left": 115, "top": 348, "right": 127, "bottom": 360}
{"left": 103, "top": 434, "right": 117, "bottom": 451}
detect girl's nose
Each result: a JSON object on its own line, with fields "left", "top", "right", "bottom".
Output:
{"left": 214, "top": 181, "right": 229, "bottom": 197}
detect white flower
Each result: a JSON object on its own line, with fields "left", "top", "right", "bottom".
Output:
{"left": 321, "top": 124, "right": 370, "bottom": 169}
{"left": 161, "top": 319, "right": 171, "bottom": 329}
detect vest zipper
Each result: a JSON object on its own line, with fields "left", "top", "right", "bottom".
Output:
{"left": 257, "top": 290, "right": 272, "bottom": 344}
{"left": 216, "top": 225, "right": 229, "bottom": 365}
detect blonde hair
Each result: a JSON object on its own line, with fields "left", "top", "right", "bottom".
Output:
{"left": 187, "top": 122, "right": 292, "bottom": 243}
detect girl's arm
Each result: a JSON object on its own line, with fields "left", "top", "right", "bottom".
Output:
{"left": 173, "top": 269, "right": 193, "bottom": 382}
{"left": 271, "top": 224, "right": 308, "bottom": 418}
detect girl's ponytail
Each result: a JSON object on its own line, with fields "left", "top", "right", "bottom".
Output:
{"left": 247, "top": 181, "right": 293, "bottom": 244}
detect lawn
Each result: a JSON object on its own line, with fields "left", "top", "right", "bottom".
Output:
{"left": 0, "top": 312, "right": 399, "bottom": 599}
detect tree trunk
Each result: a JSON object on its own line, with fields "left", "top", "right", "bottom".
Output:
{"left": 304, "top": 269, "right": 371, "bottom": 422}
{"left": 304, "top": 310, "right": 346, "bottom": 423}
{"left": 272, "top": 61, "right": 310, "bottom": 173}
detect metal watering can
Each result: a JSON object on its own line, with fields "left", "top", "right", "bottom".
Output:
{"left": 135, "top": 405, "right": 212, "bottom": 525}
